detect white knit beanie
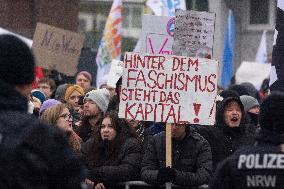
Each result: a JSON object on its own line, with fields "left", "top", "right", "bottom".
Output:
{"left": 240, "top": 95, "right": 259, "bottom": 112}
{"left": 84, "top": 88, "right": 110, "bottom": 113}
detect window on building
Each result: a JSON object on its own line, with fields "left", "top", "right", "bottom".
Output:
{"left": 249, "top": 0, "right": 269, "bottom": 24}
{"left": 122, "top": 3, "right": 143, "bottom": 29}
{"left": 122, "top": 3, "right": 143, "bottom": 38}
{"left": 244, "top": 0, "right": 276, "bottom": 31}
{"left": 186, "top": 0, "right": 208, "bottom": 11}
{"left": 78, "top": 19, "right": 86, "bottom": 32}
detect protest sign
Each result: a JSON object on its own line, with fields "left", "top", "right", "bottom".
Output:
{"left": 235, "top": 61, "right": 271, "bottom": 90}
{"left": 32, "top": 23, "right": 85, "bottom": 75}
{"left": 139, "top": 15, "right": 174, "bottom": 55}
{"left": 118, "top": 52, "right": 219, "bottom": 125}
{"left": 107, "top": 59, "right": 124, "bottom": 88}
{"left": 173, "top": 9, "right": 215, "bottom": 58}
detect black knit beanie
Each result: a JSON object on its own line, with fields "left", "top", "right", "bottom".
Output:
{"left": 259, "top": 91, "right": 284, "bottom": 134}
{"left": 0, "top": 34, "right": 35, "bottom": 85}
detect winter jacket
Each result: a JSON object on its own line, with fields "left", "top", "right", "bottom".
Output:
{"left": 85, "top": 137, "right": 143, "bottom": 184}
{"left": 0, "top": 80, "right": 85, "bottom": 189}
{"left": 192, "top": 97, "right": 256, "bottom": 170}
{"left": 141, "top": 128, "right": 212, "bottom": 187}
{"left": 135, "top": 121, "right": 155, "bottom": 152}
{"left": 210, "top": 128, "right": 284, "bottom": 189}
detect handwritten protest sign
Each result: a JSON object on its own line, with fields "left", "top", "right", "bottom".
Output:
{"left": 118, "top": 52, "right": 219, "bottom": 125}
{"left": 139, "top": 15, "right": 174, "bottom": 55}
{"left": 173, "top": 9, "right": 215, "bottom": 58}
{"left": 32, "top": 23, "right": 85, "bottom": 75}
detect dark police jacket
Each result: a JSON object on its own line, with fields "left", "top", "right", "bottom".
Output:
{"left": 210, "top": 128, "right": 284, "bottom": 189}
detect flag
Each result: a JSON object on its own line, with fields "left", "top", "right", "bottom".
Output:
{"left": 220, "top": 10, "right": 235, "bottom": 89}
{"left": 270, "top": 0, "right": 284, "bottom": 92}
{"left": 96, "top": 0, "right": 122, "bottom": 87}
{"left": 146, "top": 0, "right": 186, "bottom": 17}
{"left": 32, "top": 66, "right": 44, "bottom": 89}
{"left": 255, "top": 30, "right": 267, "bottom": 63}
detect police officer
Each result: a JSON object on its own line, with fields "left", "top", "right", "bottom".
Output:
{"left": 210, "top": 92, "right": 284, "bottom": 189}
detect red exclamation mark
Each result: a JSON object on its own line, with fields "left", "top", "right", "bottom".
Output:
{"left": 193, "top": 103, "right": 201, "bottom": 123}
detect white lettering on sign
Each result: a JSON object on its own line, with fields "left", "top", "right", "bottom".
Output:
{"left": 238, "top": 154, "right": 284, "bottom": 169}
{"left": 247, "top": 175, "right": 276, "bottom": 187}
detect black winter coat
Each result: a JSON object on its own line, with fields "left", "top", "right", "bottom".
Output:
{"left": 192, "top": 97, "right": 256, "bottom": 171}
{"left": 0, "top": 80, "right": 85, "bottom": 189}
{"left": 85, "top": 137, "right": 143, "bottom": 184}
{"left": 141, "top": 129, "right": 212, "bottom": 187}
{"left": 210, "top": 128, "right": 284, "bottom": 189}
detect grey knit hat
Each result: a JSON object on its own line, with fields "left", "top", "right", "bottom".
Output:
{"left": 240, "top": 95, "right": 259, "bottom": 112}
{"left": 84, "top": 88, "right": 110, "bottom": 113}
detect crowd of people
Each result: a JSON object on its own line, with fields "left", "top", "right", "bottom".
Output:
{"left": 1, "top": 34, "right": 284, "bottom": 189}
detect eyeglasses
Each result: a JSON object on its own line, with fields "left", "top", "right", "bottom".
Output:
{"left": 59, "top": 113, "right": 73, "bottom": 121}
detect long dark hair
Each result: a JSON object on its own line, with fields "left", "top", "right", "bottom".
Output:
{"left": 86, "top": 111, "right": 138, "bottom": 167}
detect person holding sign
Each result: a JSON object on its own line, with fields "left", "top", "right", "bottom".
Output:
{"left": 141, "top": 123, "right": 212, "bottom": 187}
{"left": 210, "top": 92, "right": 284, "bottom": 188}
{"left": 83, "top": 111, "right": 143, "bottom": 188}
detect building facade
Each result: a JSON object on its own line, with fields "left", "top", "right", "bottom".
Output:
{"left": 0, "top": 0, "right": 80, "bottom": 38}
{"left": 79, "top": 0, "right": 275, "bottom": 75}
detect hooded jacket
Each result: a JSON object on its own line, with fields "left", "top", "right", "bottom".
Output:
{"left": 0, "top": 80, "right": 85, "bottom": 189}
{"left": 192, "top": 97, "right": 256, "bottom": 171}
{"left": 210, "top": 128, "right": 284, "bottom": 189}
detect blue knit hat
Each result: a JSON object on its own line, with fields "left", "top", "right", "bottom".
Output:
{"left": 31, "top": 89, "right": 46, "bottom": 104}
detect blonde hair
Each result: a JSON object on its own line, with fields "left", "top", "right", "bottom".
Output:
{"left": 41, "top": 103, "right": 66, "bottom": 125}
{"left": 64, "top": 84, "right": 84, "bottom": 102}
{"left": 41, "top": 103, "right": 81, "bottom": 152}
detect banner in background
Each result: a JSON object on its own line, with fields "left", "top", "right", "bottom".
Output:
{"left": 255, "top": 30, "right": 268, "bottom": 64}
{"left": 140, "top": 15, "right": 174, "bottom": 55}
{"left": 220, "top": 10, "right": 235, "bottom": 89}
{"left": 146, "top": 0, "right": 186, "bottom": 16}
{"left": 96, "top": 0, "right": 122, "bottom": 87}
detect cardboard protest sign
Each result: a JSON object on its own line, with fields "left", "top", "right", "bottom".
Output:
{"left": 118, "top": 52, "right": 219, "bottom": 125}
{"left": 107, "top": 59, "right": 124, "bottom": 88}
{"left": 173, "top": 9, "right": 215, "bottom": 58}
{"left": 32, "top": 23, "right": 85, "bottom": 75}
{"left": 235, "top": 61, "right": 271, "bottom": 90}
{"left": 139, "top": 15, "right": 174, "bottom": 55}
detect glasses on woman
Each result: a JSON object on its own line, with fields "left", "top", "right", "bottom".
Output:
{"left": 59, "top": 113, "right": 73, "bottom": 121}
